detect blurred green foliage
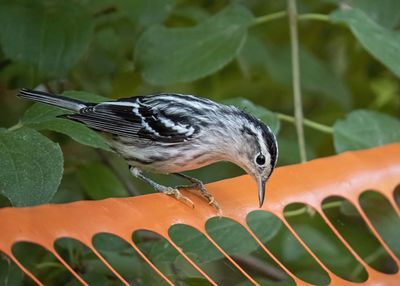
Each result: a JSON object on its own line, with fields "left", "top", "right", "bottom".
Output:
{"left": 0, "top": 0, "right": 399, "bottom": 285}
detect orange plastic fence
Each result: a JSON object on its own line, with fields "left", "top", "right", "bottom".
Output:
{"left": 0, "top": 144, "right": 399, "bottom": 285}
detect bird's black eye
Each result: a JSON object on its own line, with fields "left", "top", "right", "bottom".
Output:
{"left": 256, "top": 154, "right": 266, "bottom": 166}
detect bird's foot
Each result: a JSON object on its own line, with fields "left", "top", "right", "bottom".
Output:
{"left": 163, "top": 187, "right": 195, "bottom": 209}
{"left": 129, "top": 167, "right": 195, "bottom": 209}
{"left": 202, "top": 192, "right": 222, "bottom": 216}
{"left": 177, "top": 183, "right": 222, "bottom": 216}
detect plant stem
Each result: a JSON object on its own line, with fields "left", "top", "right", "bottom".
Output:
{"left": 36, "top": 262, "right": 64, "bottom": 269}
{"left": 277, "top": 113, "right": 333, "bottom": 134}
{"left": 351, "top": 247, "right": 385, "bottom": 278}
{"left": 284, "top": 205, "right": 312, "bottom": 218}
{"left": 253, "top": 11, "right": 330, "bottom": 26}
{"left": 298, "top": 13, "right": 330, "bottom": 22}
{"left": 288, "top": 0, "right": 307, "bottom": 163}
{"left": 284, "top": 201, "right": 342, "bottom": 218}
{"left": 253, "top": 11, "right": 287, "bottom": 26}
{"left": 7, "top": 122, "right": 23, "bottom": 131}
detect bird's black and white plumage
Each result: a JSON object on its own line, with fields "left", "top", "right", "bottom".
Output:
{"left": 18, "top": 89, "right": 278, "bottom": 210}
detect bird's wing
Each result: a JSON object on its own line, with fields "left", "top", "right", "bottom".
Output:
{"left": 62, "top": 95, "right": 202, "bottom": 143}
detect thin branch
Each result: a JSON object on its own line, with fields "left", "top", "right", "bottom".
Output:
{"left": 277, "top": 113, "right": 333, "bottom": 134}
{"left": 288, "top": 0, "right": 307, "bottom": 163}
{"left": 36, "top": 262, "right": 64, "bottom": 270}
{"left": 7, "top": 122, "right": 23, "bottom": 131}
{"left": 96, "top": 150, "right": 140, "bottom": 196}
{"left": 351, "top": 247, "right": 385, "bottom": 278}
{"left": 253, "top": 11, "right": 287, "bottom": 26}
{"left": 298, "top": 13, "right": 330, "bottom": 22}
{"left": 284, "top": 201, "right": 342, "bottom": 218}
{"left": 253, "top": 11, "right": 330, "bottom": 27}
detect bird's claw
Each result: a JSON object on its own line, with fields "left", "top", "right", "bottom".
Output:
{"left": 205, "top": 194, "right": 222, "bottom": 216}
{"left": 165, "top": 188, "right": 195, "bottom": 209}
{"left": 177, "top": 184, "right": 222, "bottom": 215}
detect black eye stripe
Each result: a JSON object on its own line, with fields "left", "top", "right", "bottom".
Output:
{"left": 256, "top": 154, "right": 266, "bottom": 165}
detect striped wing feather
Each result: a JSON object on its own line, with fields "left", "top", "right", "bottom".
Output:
{"left": 63, "top": 95, "right": 200, "bottom": 143}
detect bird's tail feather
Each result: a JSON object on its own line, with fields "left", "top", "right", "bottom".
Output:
{"left": 17, "top": 88, "right": 87, "bottom": 112}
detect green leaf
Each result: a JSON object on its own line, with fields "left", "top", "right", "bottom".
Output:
{"left": 206, "top": 216, "right": 281, "bottom": 256}
{"left": 0, "top": 128, "right": 63, "bottom": 206}
{"left": 360, "top": 191, "right": 400, "bottom": 258}
{"left": 78, "top": 163, "right": 128, "bottom": 200}
{"left": 222, "top": 97, "right": 280, "bottom": 134}
{"left": 90, "top": 250, "right": 142, "bottom": 278}
{"left": 135, "top": 4, "right": 254, "bottom": 85}
{"left": 121, "top": 0, "right": 175, "bottom": 27}
{"left": 239, "top": 37, "right": 351, "bottom": 107}
{"left": 66, "top": 273, "right": 112, "bottom": 286}
{"left": 349, "top": 0, "right": 400, "bottom": 29}
{"left": 181, "top": 278, "right": 212, "bottom": 286}
{"left": 370, "top": 77, "right": 399, "bottom": 109}
{"left": 284, "top": 205, "right": 368, "bottom": 281}
{"left": 63, "top": 91, "right": 108, "bottom": 103}
{"left": 331, "top": 8, "right": 400, "bottom": 78}
{"left": 21, "top": 91, "right": 110, "bottom": 151}
{"left": 246, "top": 211, "right": 283, "bottom": 245}
{"left": 169, "top": 213, "right": 281, "bottom": 263}
{"left": 276, "top": 136, "right": 316, "bottom": 166}
{"left": 172, "top": 6, "right": 210, "bottom": 23}
{"left": 0, "top": 194, "right": 11, "bottom": 208}
{"left": 0, "top": 254, "right": 24, "bottom": 286}
{"left": 333, "top": 109, "right": 400, "bottom": 153}
{"left": 93, "top": 233, "right": 132, "bottom": 252}
{"left": 88, "top": 0, "right": 175, "bottom": 26}
{"left": 0, "top": 1, "right": 93, "bottom": 79}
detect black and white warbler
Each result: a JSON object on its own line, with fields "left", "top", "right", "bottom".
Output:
{"left": 18, "top": 89, "right": 278, "bottom": 213}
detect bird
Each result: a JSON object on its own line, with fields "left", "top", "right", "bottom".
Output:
{"left": 17, "top": 88, "right": 278, "bottom": 214}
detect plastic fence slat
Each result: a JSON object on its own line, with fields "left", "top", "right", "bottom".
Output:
{"left": 1, "top": 144, "right": 400, "bottom": 285}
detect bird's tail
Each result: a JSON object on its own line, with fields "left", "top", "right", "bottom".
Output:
{"left": 17, "top": 88, "right": 88, "bottom": 112}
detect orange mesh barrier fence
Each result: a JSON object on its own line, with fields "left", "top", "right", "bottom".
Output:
{"left": 0, "top": 144, "right": 399, "bottom": 285}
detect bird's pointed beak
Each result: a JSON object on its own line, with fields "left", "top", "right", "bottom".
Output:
{"left": 257, "top": 178, "right": 266, "bottom": 208}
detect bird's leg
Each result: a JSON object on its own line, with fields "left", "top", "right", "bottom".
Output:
{"left": 173, "top": 173, "right": 221, "bottom": 214}
{"left": 129, "top": 167, "right": 194, "bottom": 208}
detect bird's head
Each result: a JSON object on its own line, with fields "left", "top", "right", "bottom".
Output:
{"left": 232, "top": 115, "right": 278, "bottom": 207}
